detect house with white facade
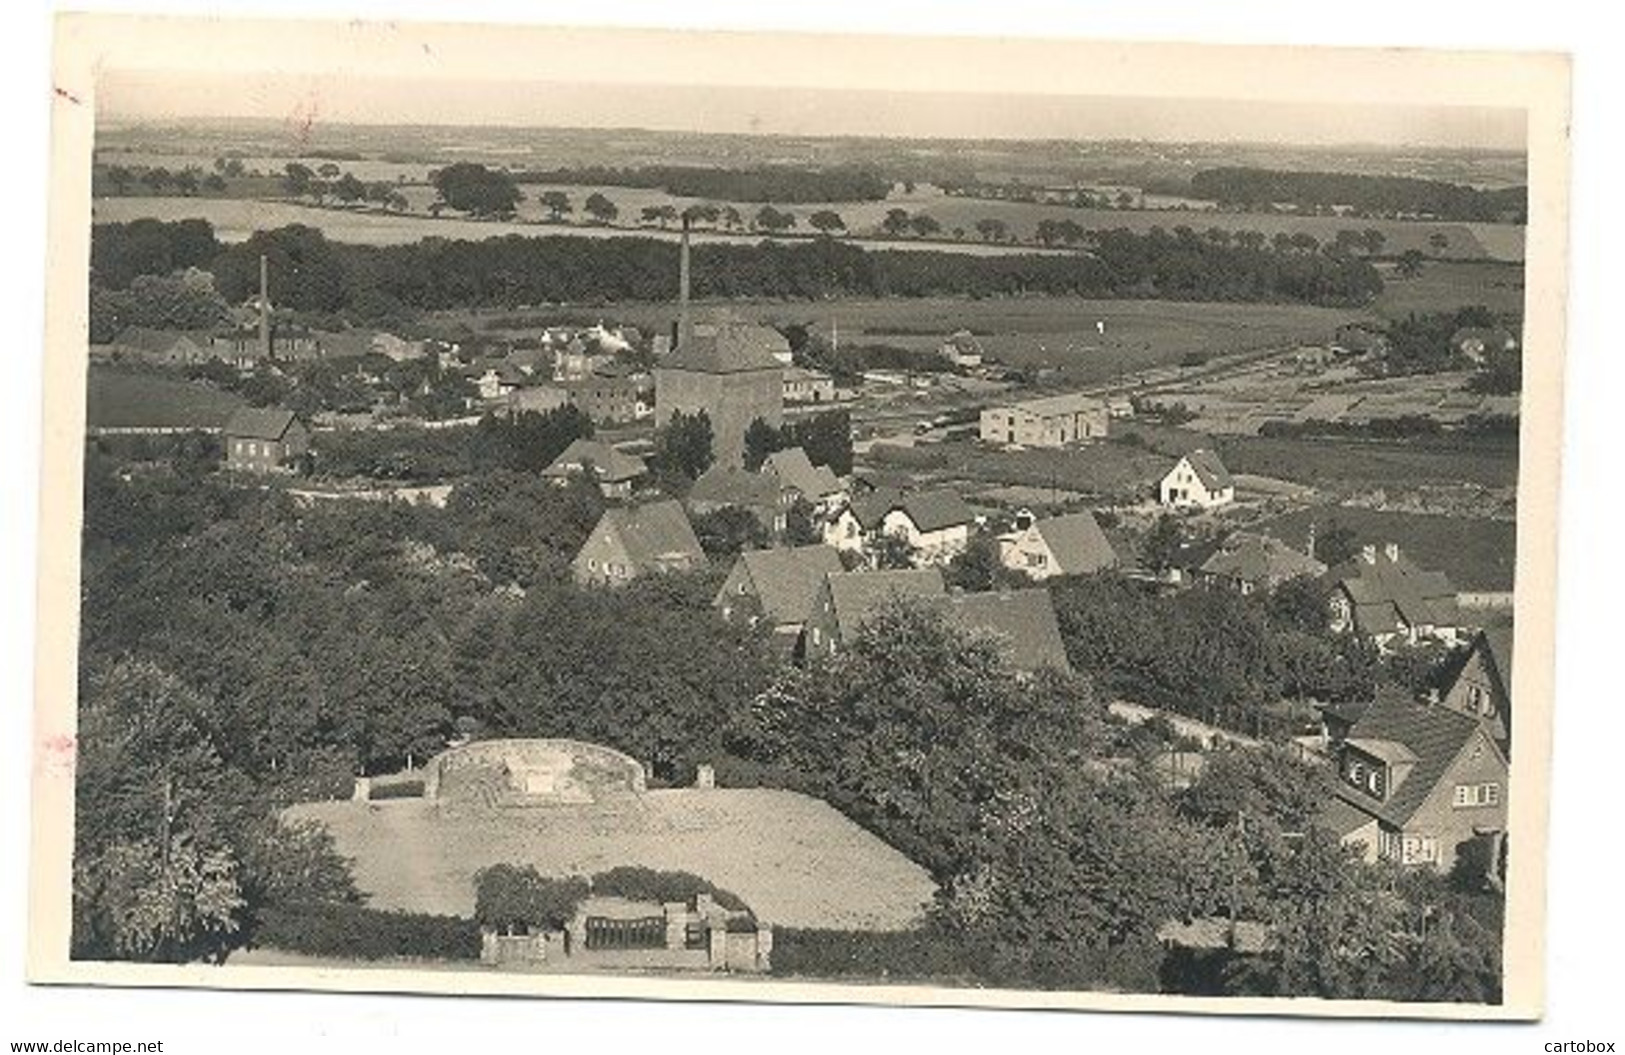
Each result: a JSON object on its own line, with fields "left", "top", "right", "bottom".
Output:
{"left": 1158, "top": 449, "right": 1235, "bottom": 509}
{"left": 980, "top": 393, "right": 1109, "bottom": 447}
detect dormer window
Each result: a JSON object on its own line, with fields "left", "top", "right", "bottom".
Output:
{"left": 1368, "top": 768, "right": 1385, "bottom": 797}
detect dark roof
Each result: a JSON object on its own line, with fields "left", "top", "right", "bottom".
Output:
{"left": 224, "top": 407, "right": 300, "bottom": 441}
{"left": 846, "top": 487, "right": 905, "bottom": 532}
{"left": 1333, "top": 686, "right": 1495, "bottom": 827}
{"left": 761, "top": 447, "right": 842, "bottom": 500}
{"left": 1317, "top": 795, "right": 1379, "bottom": 839}
{"left": 892, "top": 490, "right": 976, "bottom": 534}
{"left": 1482, "top": 625, "right": 1514, "bottom": 689}
{"left": 596, "top": 501, "right": 705, "bottom": 570}
{"left": 1181, "top": 448, "right": 1234, "bottom": 491}
{"left": 725, "top": 545, "right": 845, "bottom": 627}
{"left": 1031, "top": 511, "right": 1118, "bottom": 575}
{"left": 1324, "top": 547, "right": 1458, "bottom": 636}
{"left": 1199, "top": 531, "right": 1326, "bottom": 588}
{"left": 543, "top": 439, "right": 647, "bottom": 484}
{"left": 663, "top": 317, "right": 787, "bottom": 374}
{"left": 937, "top": 589, "right": 1072, "bottom": 672}
{"left": 825, "top": 568, "right": 947, "bottom": 642}
{"left": 688, "top": 463, "right": 781, "bottom": 509}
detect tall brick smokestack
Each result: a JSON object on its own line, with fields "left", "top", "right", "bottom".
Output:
{"left": 678, "top": 215, "right": 693, "bottom": 352}
{"left": 258, "top": 253, "right": 270, "bottom": 360}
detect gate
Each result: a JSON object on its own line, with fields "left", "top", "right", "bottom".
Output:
{"left": 584, "top": 915, "right": 667, "bottom": 951}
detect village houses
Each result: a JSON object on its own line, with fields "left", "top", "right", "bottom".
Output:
{"left": 222, "top": 408, "right": 309, "bottom": 474}
{"left": 997, "top": 509, "right": 1119, "bottom": 580}
{"left": 979, "top": 392, "right": 1109, "bottom": 447}
{"left": 1324, "top": 542, "right": 1465, "bottom": 649}
{"left": 572, "top": 500, "right": 706, "bottom": 586}
{"left": 542, "top": 439, "right": 648, "bottom": 500}
{"left": 1191, "top": 531, "right": 1327, "bottom": 595}
{"left": 1158, "top": 448, "right": 1235, "bottom": 509}
{"left": 686, "top": 464, "right": 789, "bottom": 537}
{"left": 713, "top": 544, "right": 845, "bottom": 656}
{"left": 1438, "top": 625, "right": 1514, "bottom": 753}
{"left": 759, "top": 447, "right": 846, "bottom": 515}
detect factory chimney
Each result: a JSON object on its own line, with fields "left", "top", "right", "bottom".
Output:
{"left": 677, "top": 215, "right": 693, "bottom": 353}
{"left": 258, "top": 253, "right": 271, "bottom": 360}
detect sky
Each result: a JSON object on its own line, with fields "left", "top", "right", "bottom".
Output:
{"left": 98, "top": 72, "right": 1526, "bottom": 150}
{"left": 83, "top": 18, "right": 1530, "bottom": 151}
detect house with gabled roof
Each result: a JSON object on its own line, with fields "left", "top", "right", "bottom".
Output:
{"left": 1195, "top": 531, "right": 1327, "bottom": 595}
{"left": 997, "top": 510, "right": 1118, "bottom": 580}
{"left": 1319, "top": 686, "right": 1508, "bottom": 874}
{"left": 760, "top": 447, "right": 846, "bottom": 515}
{"left": 714, "top": 544, "right": 845, "bottom": 654}
{"left": 802, "top": 568, "right": 947, "bottom": 659}
{"left": 687, "top": 464, "right": 787, "bottom": 536}
{"left": 879, "top": 490, "right": 978, "bottom": 565}
{"left": 1159, "top": 449, "right": 1235, "bottom": 509}
{"left": 938, "top": 589, "right": 1072, "bottom": 673}
{"left": 938, "top": 329, "right": 984, "bottom": 369}
{"left": 106, "top": 326, "right": 215, "bottom": 366}
{"left": 223, "top": 408, "right": 309, "bottom": 474}
{"left": 542, "top": 439, "right": 647, "bottom": 500}
{"left": 823, "top": 487, "right": 902, "bottom": 555}
{"left": 1324, "top": 542, "right": 1465, "bottom": 649}
{"left": 1440, "top": 625, "right": 1514, "bottom": 753}
{"left": 572, "top": 500, "right": 706, "bottom": 586}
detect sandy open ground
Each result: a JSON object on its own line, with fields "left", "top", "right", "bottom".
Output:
{"left": 289, "top": 788, "right": 936, "bottom": 931}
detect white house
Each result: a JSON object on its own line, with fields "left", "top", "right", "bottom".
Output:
{"left": 997, "top": 510, "right": 1118, "bottom": 580}
{"left": 878, "top": 490, "right": 977, "bottom": 565}
{"left": 1159, "top": 449, "right": 1235, "bottom": 509}
{"left": 938, "top": 330, "right": 984, "bottom": 369}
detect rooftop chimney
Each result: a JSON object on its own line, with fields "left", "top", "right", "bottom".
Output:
{"left": 1360, "top": 544, "right": 1377, "bottom": 565}
{"left": 677, "top": 216, "right": 693, "bottom": 353}
{"left": 1384, "top": 542, "right": 1401, "bottom": 563}
{"left": 258, "top": 253, "right": 271, "bottom": 360}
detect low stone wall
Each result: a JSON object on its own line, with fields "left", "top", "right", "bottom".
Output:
{"left": 425, "top": 738, "right": 647, "bottom": 804}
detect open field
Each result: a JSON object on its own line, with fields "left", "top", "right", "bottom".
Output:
{"left": 288, "top": 789, "right": 936, "bottom": 931}
{"left": 532, "top": 296, "right": 1361, "bottom": 388}
{"left": 85, "top": 367, "right": 245, "bottom": 429}
{"left": 863, "top": 437, "right": 1171, "bottom": 501}
{"left": 1369, "top": 260, "right": 1527, "bottom": 320}
{"left": 1251, "top": 505, "right": 1517, "bottom": 592}
{"left": 1217, "top": 435, "right": 1519, "bottom": 490}
{"left": 93, "top": 189, "right": 1522, "bottom": 264}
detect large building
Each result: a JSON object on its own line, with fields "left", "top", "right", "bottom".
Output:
{"left": 979, "top": 393, "right": 1109, "bottom": 447}
{"left": 653, "top": 224, "right": 785, "bottom": 466}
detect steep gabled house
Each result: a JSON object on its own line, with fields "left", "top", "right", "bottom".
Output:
{"left": 802, "top": 567, "right": 947, "bottom": 659}
{"left": 1324, "top": 543, "right": 1465, "bottom": 649}
{"left": 997, "top": 510, "right": 1118, "bottom": 580}
{"left": 1320, "top": 686, "right": 1508, "bottom": 873}
{"left": 937, "top": 589, "right": 1073, "bottom": 674}
{"left": 687, "top": 464, "right": 787, "bottom": 536}
{"left": 222, "top": 408, "right": 309, "bottom": 474}
{"left": 572, "top": 500, "right": 706, "bottom": 586}
{"left": 822, "top": 487, "right": 900, "bottom": 555}
{"left": 542, "top": 439, "right": 648, "bottom": 500}
{"left": 1159, "top": 449, "right": 1235, "bottom": 510}
{"left": 1440, "top": 625, "right": 1514, "bottom": 753}
{"left": 714, "top": 544, "right": 845, "bottom": 654}
{"left": 879, "top": 490, "right": 978, "bottom": 565}
{"left": 1195, "top": 531, "right": 1327, "bottom": 596}
{"left": 759, "top": 447, "right": 846, "bottom": 516}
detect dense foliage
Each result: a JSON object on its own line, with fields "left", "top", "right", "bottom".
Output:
{"left": 1190, "top": 168, "right": 1527, "bottom": 223}
{"left": 90, "top": 221, "right": 1384, "bottom": 321}
{"left": 252, "top": 903, "right": 481, "bottom": 961}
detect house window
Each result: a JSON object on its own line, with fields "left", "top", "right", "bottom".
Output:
{"left": 1347, "top": 760, "right": 1366, "bottom": 786}
{"left": 810, "top": 627, "right": 822, "bottom": 646}
{"left": 1455, "top": 783, "right": 1501, "bottom": 807}
{"left": 1401, "top": 835, "right": 1438, "bottom": 865}
{"left": 587, "top": 558, "right": 599, "bottom": 571}
{"left": 737, "top": 583, "right": 748, "bottom": 595}
{"left": 1368, "top": 768, "right": 1385, "bottom": 797}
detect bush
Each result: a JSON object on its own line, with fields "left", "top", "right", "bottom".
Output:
{"left": 474, "top": 865, "right": 589, "bottom": 931}
{"left": 771, "top": 927, "right": 976, "bottom": 982}
{"left": 253, "top": 903, "right": 480, "bottom": 961}
{"left": 590, "top": 866, "right": 750, "bottom": 914}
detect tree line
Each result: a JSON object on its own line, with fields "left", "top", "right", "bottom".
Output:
{"left": 1190, "top": 167, "right": 1527, "bottom": 223}
{"left": 503, "top": 163, "right": 892, "bottom": 203}
{"left": 91, "top": 220, "right": 1385, "bottom": 320}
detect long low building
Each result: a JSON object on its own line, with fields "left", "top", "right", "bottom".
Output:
{"left": 980, "top": 392, "right": 1109, "bottom": 447}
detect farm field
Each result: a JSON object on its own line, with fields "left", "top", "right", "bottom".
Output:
{"left": 287, "top": 789, "right": 936, "bottom": 931}
{"left": 1369, "top": 260, "right": 1527, "bottom": 320}
{"left": 1251, "top": 505, "right": 1517, "bottom": 592}
{"left": 1216, "top": 435, "right": 1519, "bottom": 490}
{"left": 85, "top": 366, "right": 245, "bottom": 428}
{"left": 863, "top": 437, "right": 1171, "bottom": 501}
{"left": 93, "top": 189, "right": 1523, "bottom": 263}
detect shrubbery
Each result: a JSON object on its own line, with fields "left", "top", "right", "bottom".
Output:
{"left": 368, "top": 778, "right": 425, "bottom": 800}
{"left": 253, "top": 903, "right": 480, "bottom": 961}
{"left": 591, "top": 866, "right": 750, "bottom": 914}
{"left": 474, "top": 865, "right": 589, "bottom": 932}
